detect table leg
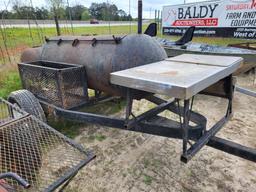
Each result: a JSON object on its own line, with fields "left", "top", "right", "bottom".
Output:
{"left": 181, "top": 77, "right": 234, "bottom": 162}
{"left": 182, "top": 99, "right": 190, "bottom": 155}
{"left": 125, "top": 89, "right": 133, "bottom": 123}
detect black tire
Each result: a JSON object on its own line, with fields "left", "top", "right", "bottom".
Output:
{"left": 8, "top": 89, "right": 46, "bottom": 122}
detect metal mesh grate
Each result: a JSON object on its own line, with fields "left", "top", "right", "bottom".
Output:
{"left": 0, "top": 100, "right": 27, "bottom": 126}
{"left": 0, "top": 99, "right": 94, "bottom": 192}
{"left": 18, "top": 61, "right": 88, "bottom": 109}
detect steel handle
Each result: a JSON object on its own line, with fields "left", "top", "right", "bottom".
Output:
{"left": 0, "top": 172, "right": 30, "bottom": 189}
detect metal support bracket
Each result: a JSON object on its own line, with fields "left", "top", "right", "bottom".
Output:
{"left": 124, "top": 88, "right": 177, "bottom": 129}
{"left": 236, "top": 86, "right": 256, "bottom": 98}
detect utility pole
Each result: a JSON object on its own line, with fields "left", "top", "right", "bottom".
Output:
{"left": 66, "top": 0, "right": 74, "bottom": 35}
{"left": 157, "top": 10, "right": 160, "bottom": 31}
{"left": 155, "top": 9, "right": 157, "bottom": 23}
{"left": 107, "top": 0, "right": 111, "bottom": 34}
{"left": 160, "top": 11, "right": 162, "bottom": 35}
{"left": 53, "top": 7, "right": 61, "bottom": 36}
{"left": 129, "top": 0, "right": 131, "bottom": 33}
{"left": 138, "top": 0, "right": 142, "bottom": 34}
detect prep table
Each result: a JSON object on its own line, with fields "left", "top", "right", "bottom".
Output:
{"left": 111, "top": 54, "right": 246, "bottom": 162}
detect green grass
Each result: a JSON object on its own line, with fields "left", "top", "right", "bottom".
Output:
{"left": 143, "top": 159, "right": 150, "bottom": 168}
{"left": 0, "top": 71, "right": 21, "bottom": 99}
{"left": 143, "top": 174, "right": 153, "bottom": 185}
{"left": 47, "top": 117, "right": 83, "bottom": 138}
{"left": 95, "top": 134, "right": 106, "bottom": 141}
{"left": 81, "top": 99, "right": 126, "bottom": 115}
{"left": 0, "top": 25, "right": 144, "bottom": 50}
{"left": 88, "top": 134, "right": 106, "bottom": 142}
{"left": 0, "top": 103, "right": 9, "bottom": 120}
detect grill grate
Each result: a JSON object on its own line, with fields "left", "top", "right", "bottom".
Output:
{"left": 0, "top": 99, "right": 94, "bottom": 192}
{"left": 18, "top": 61, "right": 88, "bottom": 109}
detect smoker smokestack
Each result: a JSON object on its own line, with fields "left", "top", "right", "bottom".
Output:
{"left": 138, "top": 0, "right": 142, "bottom": 34}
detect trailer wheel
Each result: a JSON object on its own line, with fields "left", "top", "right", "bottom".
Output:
{"left": 8, "top": 90, "right": 46, "bottom": 122}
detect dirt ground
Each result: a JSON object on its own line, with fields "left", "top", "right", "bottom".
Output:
{"left": 66, "top": 73, "right": 256, "bottom": 192}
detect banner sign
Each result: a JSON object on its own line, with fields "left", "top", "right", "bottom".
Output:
{"left": 162, "top": 0, "right": 256, "bottom": 39}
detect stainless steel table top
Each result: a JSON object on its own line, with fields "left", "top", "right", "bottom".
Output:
{"left": 110, "top": 54, "right": 243, "bottom": 99}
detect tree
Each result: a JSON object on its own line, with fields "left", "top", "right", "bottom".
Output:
{"left": 66, "top": 5, "right": 87, "bottom": 20}
{"left": 0, "top": 10, "right": 13, "bottom": 19}
{"left": 89, "top": 2, "right": 131, "bottom": 21}
{"left": 73, "top": 5, "right": 85, "bottom": 20}
{"left": 118, "top": 9, "right": 127, "bottom": 21}
{"left": 46, "top": 0, "right": 64, "bottom": 35}
{"left": 81, "top": 9, "right": 90, "bottom": 20}
{"left": 109, "top": 4, "right": 118, "bottom": 20}
{"left": 127, "top": 14, "right": 132, "bottom": 21}
{"left": 35, "top": 7, "right": 49, "bottom": 19}
{"left": 89, "top": 3, "right": 103, "bottom": 19}
{"left": 46, "top": 0, "right": 65, "bottom": 19}
{"left": 5, "top": 2, "right": 49, "bottom": 20}
{"left": 2, "top": 2, "right": 131, "bottom": 21}
{"left": 12, "top": 5, "right": 35, "bottom": 19}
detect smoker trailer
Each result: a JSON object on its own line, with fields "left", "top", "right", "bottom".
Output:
{"left": 8, "top": 34, "right": 256, "bottom": 167}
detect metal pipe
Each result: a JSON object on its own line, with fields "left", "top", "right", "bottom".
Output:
{"left": 0, "top": 172, "right": 30, "bottom": 188}
{"left": 236, "top": 86, "right": 256, "bottom": 97}
{"left": 54, "top": 103, "right": 203, "bottom": 139}
{"left": 129, "top": 0, "right": 131, "bottom": 33}
{"left": 208, "top": 136, "right": 256, "bottom": 163}
{"left": 138, "top": 0, "right": 142, "bottom": 34}
{"left": 157, "top": 10, "right": 160, "bottom": 31}
{"left": 182, "top": 100, "right": 190, "bottom": 155}
{"left": 125, "top": 98, "right": 176, "bottom": 129}
{"left": 155, "top": 10, "right": 157, "bottom": 23}
{"left": 53, "top": 7, "right": 61, "bottom": 36}
{"left": 66, "top": 0, "right": 74, "bottom": 35}
{"left": 181, "top": 116, "right": 228, "bottom": 163}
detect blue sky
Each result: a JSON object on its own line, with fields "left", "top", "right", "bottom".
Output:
{"left": 0, "top": 0, "right": 205, "bottom": 18}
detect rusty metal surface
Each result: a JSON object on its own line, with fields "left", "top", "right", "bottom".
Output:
{"left": 0, "top": 98, "right": 94, "bottom": 191}
{"left": 110, "top": 54, "right": 242, "bottom": 99}
{"left": 20, "top": 47, "right": 42, "bottom": 62}
{"left": 21, "top": 34, "right": 167, "bottom": 97}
